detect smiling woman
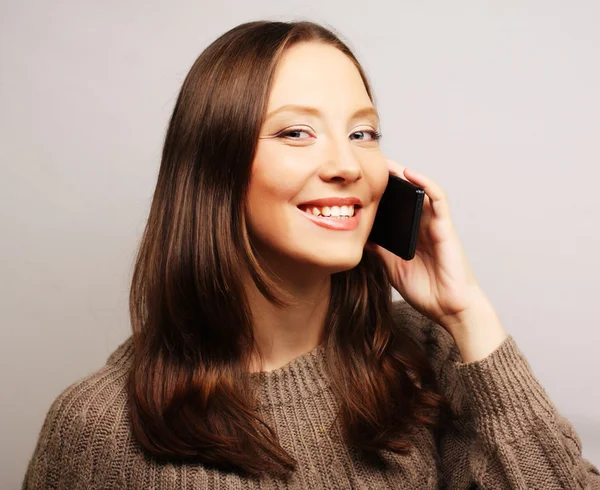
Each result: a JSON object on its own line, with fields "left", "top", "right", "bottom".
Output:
{"left": 248, "top": 41, "right": 388, "bottom": 277}
{"left": 21, "top": 19, "right": 600, "bottom": 490}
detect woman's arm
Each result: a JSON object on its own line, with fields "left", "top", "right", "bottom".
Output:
{"left": 375, "top": 161, "right": 599, "bottom": 486}
{"left": 427, "top": 318, "right": 600, "bottom": 489}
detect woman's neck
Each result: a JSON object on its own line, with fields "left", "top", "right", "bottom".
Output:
{"left": 246, "top": 272, "right": 331, "bottom": 373}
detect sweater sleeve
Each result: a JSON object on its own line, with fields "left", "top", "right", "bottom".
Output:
{"left": 426, "top": 319, "right": 600, "bottom": 489}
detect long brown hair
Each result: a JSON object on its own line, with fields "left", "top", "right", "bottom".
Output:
{"left": 128, "top": 20, "right": 450, "bottom": 479}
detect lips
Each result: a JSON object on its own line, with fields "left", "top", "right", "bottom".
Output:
{"left": 295, "top": 197, "right": 363, "bottom": 231}
{"left": 296, "top": 205, "right": 361, "bottom": 231}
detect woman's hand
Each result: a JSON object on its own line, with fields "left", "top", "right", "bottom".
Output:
{"left": 366, "top": 159, "right": 508, "bottom": 357}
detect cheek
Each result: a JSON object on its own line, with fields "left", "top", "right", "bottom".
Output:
{"left": 246, "top": 149, "right": 311, "bottom": 240}
{"left": 248, "top": 154, "right": 304, "bottom": 208}
{"left": 365, "top": 161, "right": 390, "bottom": 204}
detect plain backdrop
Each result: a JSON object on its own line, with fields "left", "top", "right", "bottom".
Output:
{"left": 1, "top": 1, "right": 599, "bottom": 488}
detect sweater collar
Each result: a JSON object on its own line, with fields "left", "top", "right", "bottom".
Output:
{"left": 109, "top": 337, "right": 333, "bottom": 411}
{"left": 248, "top": 343, "right": 332, "bottom": 410}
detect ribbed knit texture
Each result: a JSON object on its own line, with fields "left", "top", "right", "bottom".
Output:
{"left": 22, "top": 301, "right": 600, "bottom": 489}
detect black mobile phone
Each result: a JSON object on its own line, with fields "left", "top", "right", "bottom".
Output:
{"left": 368, "top": 173, "right": 425, "bottom": 260}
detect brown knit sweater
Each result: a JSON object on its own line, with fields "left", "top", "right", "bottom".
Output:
{"left": 22, "top": 301, "right": 600, "bottom": 489}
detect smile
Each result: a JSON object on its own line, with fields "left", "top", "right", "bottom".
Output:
{"left": 296, "top": 205, "right": 361, "bottom": 231}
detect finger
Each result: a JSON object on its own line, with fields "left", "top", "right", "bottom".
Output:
{"left": 402, "top": 167, "right": 451, "bottom": 221}
{"left": 385, "top": 158, "right": 409, "bottom": 181}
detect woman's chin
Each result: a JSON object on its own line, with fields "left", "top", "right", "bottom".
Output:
{"left": 297, "top": 249, "right": 364, "bottom": 274}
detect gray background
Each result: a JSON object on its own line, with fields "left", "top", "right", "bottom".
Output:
{"left": 1, "top": 1, "right": 599, "bottom": 488}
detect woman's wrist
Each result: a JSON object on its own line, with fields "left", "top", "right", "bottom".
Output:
{"left": 441, "top": 294, "right": 509, "bottom": 364}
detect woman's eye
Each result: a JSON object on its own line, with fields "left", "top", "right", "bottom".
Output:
{"left": 280, "top": 129, "right": 312, "bottom": 140}
{"left": 278, "top": 128, "right": 382, "bottom": 141}
{"left": 350, "top": 130, "right": 382, "bottom": 142}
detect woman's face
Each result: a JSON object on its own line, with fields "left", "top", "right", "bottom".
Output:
{"left": 247, "top": 42, "right": 388, "bottom": 274}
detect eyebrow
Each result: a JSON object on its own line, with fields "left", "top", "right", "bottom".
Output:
{"left": 265, "top": 104, "right": 380, "bottom": 125}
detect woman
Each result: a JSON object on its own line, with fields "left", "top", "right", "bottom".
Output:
{"left": 22, "top": 20, "right": 599, "bottom": 489}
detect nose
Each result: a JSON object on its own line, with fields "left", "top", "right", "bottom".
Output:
{"left": 318, "top": 144, "right": 363, "bottom": 184}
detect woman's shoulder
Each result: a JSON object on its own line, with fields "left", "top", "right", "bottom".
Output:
{"left": 51, "top": 335, "right": 135, "bottom": 420}
{"left": 22, "top": 336, "right": 136, "bottom": 489}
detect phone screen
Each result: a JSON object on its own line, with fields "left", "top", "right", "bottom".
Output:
{"left": 368, "top": 173, "right": 425, "bottom": 260}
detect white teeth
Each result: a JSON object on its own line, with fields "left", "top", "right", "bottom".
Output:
{"left": 302, "top": 204, "right": 356, "bottom": 218}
